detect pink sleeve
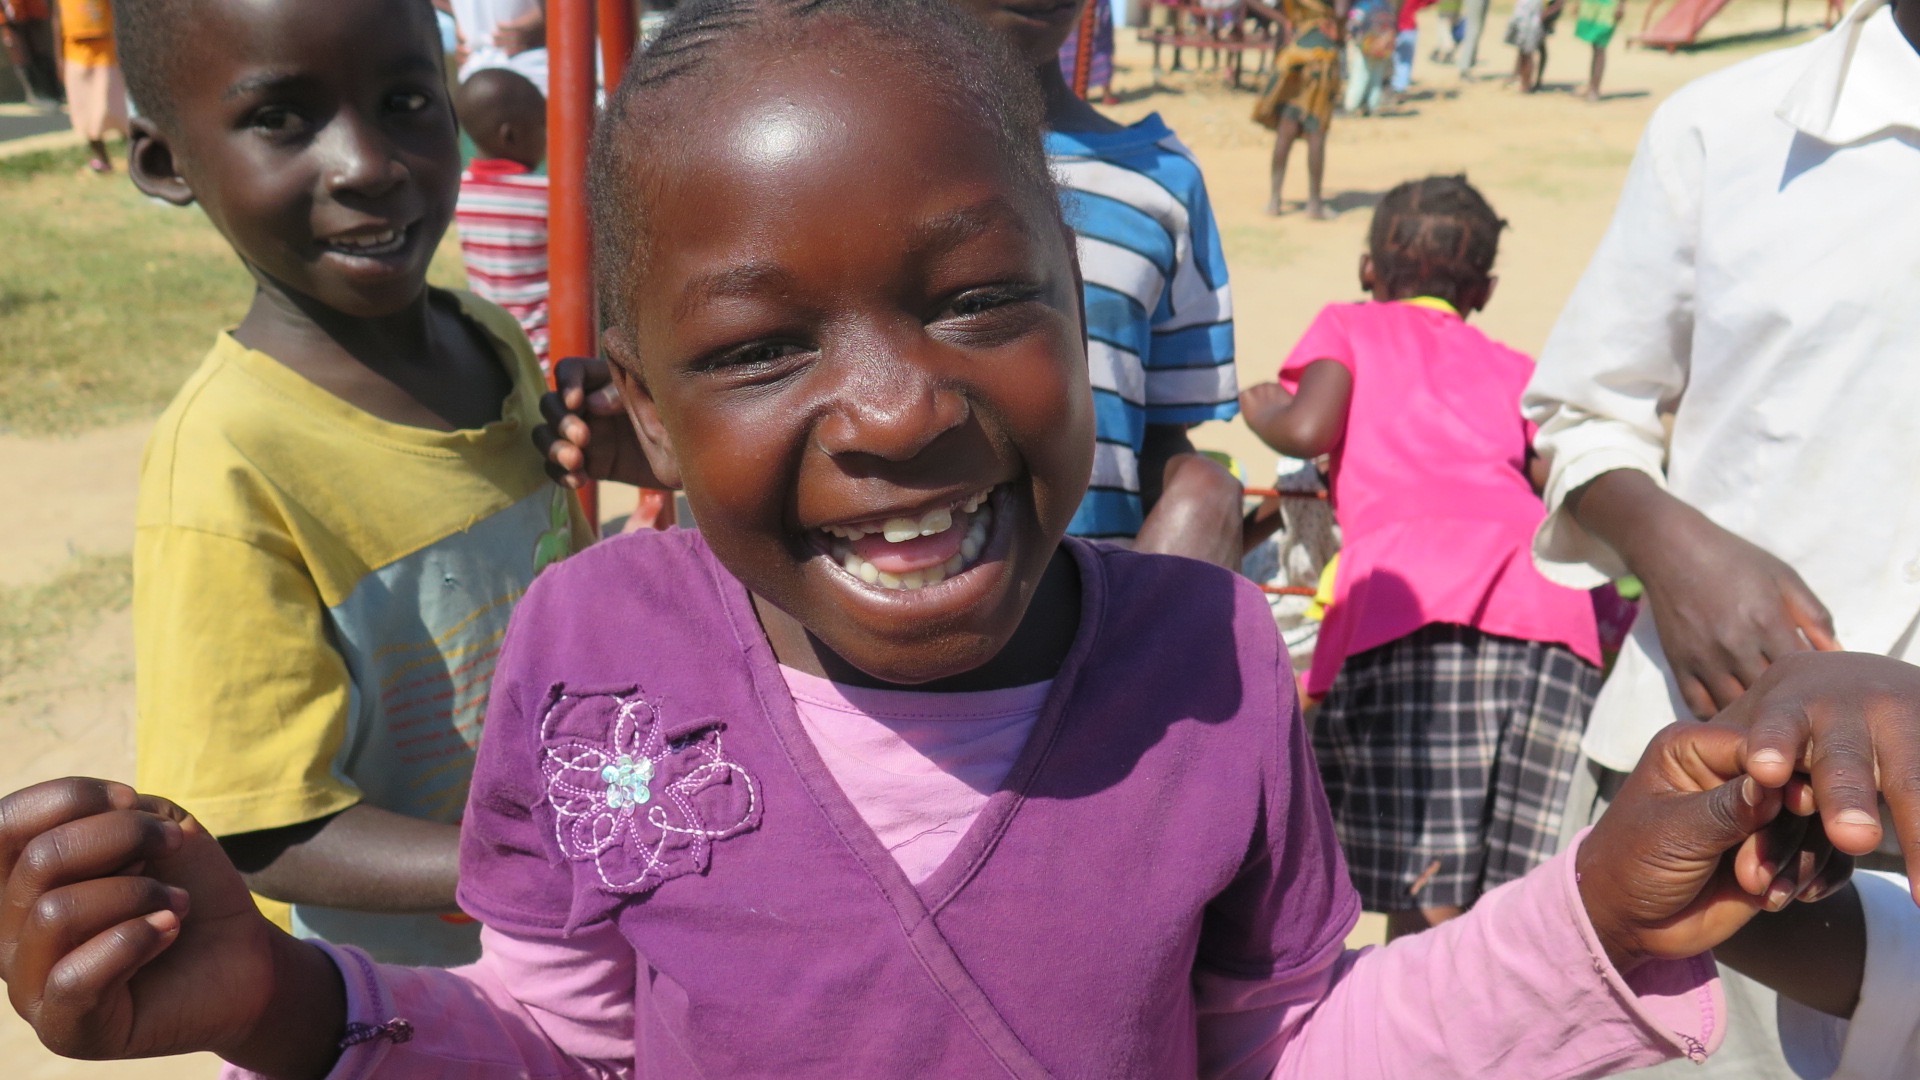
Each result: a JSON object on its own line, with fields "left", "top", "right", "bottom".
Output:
{"left": 1278, "top": 306, "right": 1357, "bottom": 393}
{"left": 1196, "top": 834, "right": 1725, "bottom": 1080}
{"left": 220, "top": 925, "right": 634, "bottom": 1080}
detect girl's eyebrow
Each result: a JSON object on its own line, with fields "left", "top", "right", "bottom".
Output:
{"left": 223, "top": 70, "right": 301, "bottom": 101}
{"left": 675, "top": 263, "right": 797, "bottom": 320}
{"left": 907, "top": 195, "right": 1032, "bottom": 254}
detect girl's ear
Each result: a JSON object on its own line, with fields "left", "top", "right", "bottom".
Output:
{"left": 1358, "top": 253, "right": 1377, "bottom": 295}
{"left": 603, "top": 330, "right": 683, "bottom": 490}
{"left": 1464, "top": 274, "right": 1497, "bottom": 314}
{"left": 127, "top": 118, "right": 195, "bottom": 207}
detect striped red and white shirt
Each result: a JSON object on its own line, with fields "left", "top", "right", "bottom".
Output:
{"left": 456, "top": 159, "right": 550, "bottom": 370}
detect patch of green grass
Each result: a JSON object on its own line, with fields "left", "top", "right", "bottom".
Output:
{"left": 0, "top": 150, "right": 472, "bottom": 436}
{"left": 0, "top": 553, "right": 132, "bottom": 689}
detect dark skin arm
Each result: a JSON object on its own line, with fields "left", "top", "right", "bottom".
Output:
{"left": 1566, "top": 469, "right": 1839, "bottom": 718}
{"left": 219, "top": 804, "right": 461, "bottom": 913}
{"left": 1715, "top": 886, "right": 1865, "bottom": 1020}
{"left": 1138, "top": 423, "right": 1196, "bottom": 512}
{"left": 1238, "top": 359, "right": 1353, "bottom": 460}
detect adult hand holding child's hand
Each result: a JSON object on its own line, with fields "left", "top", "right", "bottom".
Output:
{"left": 0, "top": 778, "right": 343, "bottom": 1077}
{"left": 1577, "top": 720, "right": 1847, "bottom": 974}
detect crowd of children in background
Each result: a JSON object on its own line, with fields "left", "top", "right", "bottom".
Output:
{"left": 3, "top": 0, "right": 1920, "bottom": 1076}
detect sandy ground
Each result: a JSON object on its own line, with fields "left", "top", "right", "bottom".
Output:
{"left": 0, "top": 4, "right": 1828, "bottom": 1072}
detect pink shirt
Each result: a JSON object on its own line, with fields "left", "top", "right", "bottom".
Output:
{"left": 227, "top": 833, "right": 1722, "bottom": 1080}
{"left": 780, "top": 666, "right": 1047, "bottom": 885}
{"left": 1280, "top": 300, "right": 1602, "bottom": 696}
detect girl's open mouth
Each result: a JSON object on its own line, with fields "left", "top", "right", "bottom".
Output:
{"left": 818, "top": 488, "right": 998, "bottom": 592}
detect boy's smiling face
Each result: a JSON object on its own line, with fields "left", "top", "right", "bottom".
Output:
{"left": 606, "top": 46, "right": 1093, "bottom": 686}
{"left": 129, "top": 0, "right": 457, "bottom": 318}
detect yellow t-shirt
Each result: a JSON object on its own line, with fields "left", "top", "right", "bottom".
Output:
{"left": 133, "top": 291, "right": 591, "bottom": 966}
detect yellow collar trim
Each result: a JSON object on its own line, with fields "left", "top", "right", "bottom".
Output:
{"left": 1400, "top": 296, "right": 1460, "bottom": 316}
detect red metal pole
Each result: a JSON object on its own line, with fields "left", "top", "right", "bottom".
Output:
{"left": 597, "top": 0, "right": 636, "bottom": 87}
{"left": 548, "top": 0, "right": 599, "bottom": 527}
{"left": 1070, "top": 0, "right": 1097, "bottom": 97}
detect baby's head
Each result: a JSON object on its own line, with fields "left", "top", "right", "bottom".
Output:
{"left": 590, "top": 0, "right": 1094, "bottom": 687}
{"left": 947, "top": 0, "right": 1089, "bottom": 69}
{"left": 114, "top": 0, "right": 459, "bottom": 318}
{"left": 1363, "top": 176, "right": 1506, "bottom": 314}
{"left": 457, "top": 67, "right": 547, "bottom": 171}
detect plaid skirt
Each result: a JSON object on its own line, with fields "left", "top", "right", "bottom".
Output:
{"left": 1311, "top": 623, "right": 1599, "bottom": 911}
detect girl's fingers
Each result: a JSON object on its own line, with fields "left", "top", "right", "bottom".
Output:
{"left": 9, "top": 875, "right": 189, "bottom": 1003}
{"left": 2, "top": 811, "right": 184, "bottom": 941}
{"left": 32, "top": 909, "right": 184, "bottom": 1058}
{"left": 0, "top": 780, "right": 139, "bottom": 883}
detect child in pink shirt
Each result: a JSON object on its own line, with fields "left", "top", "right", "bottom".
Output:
{"left": 1242, "top": 175, "right": 1602, "bottom": 941}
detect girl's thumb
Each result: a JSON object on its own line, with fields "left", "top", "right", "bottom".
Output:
{"left": 1675, "top": 774, "right": 1783, "bottom": 862}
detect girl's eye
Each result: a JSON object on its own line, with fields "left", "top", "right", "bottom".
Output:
{"left": 706, "top": 340, "right": 808, "bottom": 375}
{"left": 388, "top": 90, "right": 432, "bottom": 114}
{"left": 945, "top": 284, "right": 1043, "bottom": 320}
{"left": 249, "top": 106, "right": 309, "bottom": 136}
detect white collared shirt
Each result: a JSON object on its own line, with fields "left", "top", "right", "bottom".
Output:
{"left": 1523, "top": 0, "right": 1920, "bottom": 772}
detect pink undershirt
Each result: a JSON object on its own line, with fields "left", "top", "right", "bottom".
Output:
{"left": 778, "top": 665, "right": 1048, "bottom": 885}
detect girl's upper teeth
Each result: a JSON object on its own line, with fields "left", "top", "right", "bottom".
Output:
{"left": 826, "top": 492, "right": 992, "bottom": 542}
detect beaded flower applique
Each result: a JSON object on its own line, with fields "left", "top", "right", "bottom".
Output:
{"left": 539, "top": 687, "right": 761, "bottom": 896}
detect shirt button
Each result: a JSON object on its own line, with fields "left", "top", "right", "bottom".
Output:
{"left": 1906, "top": 558, "right": 1920, "bottom": 584}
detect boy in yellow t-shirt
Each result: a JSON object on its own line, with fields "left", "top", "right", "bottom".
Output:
{"left": 120, "top": 0, "right": 591, "bottom": 966}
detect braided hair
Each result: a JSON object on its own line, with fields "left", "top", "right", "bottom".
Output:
{"left": 1366, "top": 176, "right": 1507, "bottom": 309}
{"left": 587, "top": 0, "right": 1054, "bottom": 340}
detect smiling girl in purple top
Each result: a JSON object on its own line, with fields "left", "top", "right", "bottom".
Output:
{"left": 0, "top": 1, "right": 1860, "bottom": 1077}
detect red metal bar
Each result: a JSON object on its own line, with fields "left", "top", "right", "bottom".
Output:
{"left": 549, "top": 0, "right": 599, "bottom": 526}
{"left": 597, "top": 0, "right": 636, "bottom": 87}
{"left": 1259, "top": 584, "right": 1318, "bottom": 597}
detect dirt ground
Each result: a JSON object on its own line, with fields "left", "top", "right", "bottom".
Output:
{"left": 0, "top": 4, "right": 1828, "bottom": 1072}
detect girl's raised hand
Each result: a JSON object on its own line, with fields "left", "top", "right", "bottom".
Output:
{"left": 1575, "top": 721, "right": 1846, "bottom": 974}
{"left": 0, "top": 778, "right": 342, "bottom": 1075}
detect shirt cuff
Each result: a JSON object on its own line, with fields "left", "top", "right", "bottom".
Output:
{"left": 1564, "top": 826, "right": 1725, "bottom": 1063}
{"left": 217, "top": 942, "right": 408, "bottom": 1080}
{"left": 1533, "top": 447, "right": 1668, "bottom": 590}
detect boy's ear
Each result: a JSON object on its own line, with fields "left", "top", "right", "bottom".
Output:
{"left": 127, "top": 118, "right": 195, "bottom": 207}
{"left": 603, "top": 331, "right": 683, "bottom": 491}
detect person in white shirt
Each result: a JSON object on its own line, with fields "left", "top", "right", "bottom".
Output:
{"left": 1523, "top": 0, "right": 1920, "bottom": 1074}
{"left": 451, "top": 0, "right": 548, "bottom": 94}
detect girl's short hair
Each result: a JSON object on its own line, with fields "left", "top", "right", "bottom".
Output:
{"left": 1367, "top": 176, "right": 1507, "bottom": 305}
{"left": 588, "top": 0, "right": 1056, "bottom": 340}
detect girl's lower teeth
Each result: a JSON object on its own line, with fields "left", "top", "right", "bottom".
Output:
{"left": 835, "top": 506, "right": 992, "bottom": 592}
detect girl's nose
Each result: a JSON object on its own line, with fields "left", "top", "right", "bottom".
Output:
{"left": 321, "top": 114, "right": 407, "bottom": 199}
{"left": 814, "top": 346, "right": 970, "bottom": 465}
